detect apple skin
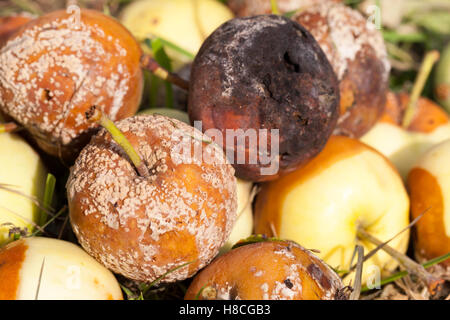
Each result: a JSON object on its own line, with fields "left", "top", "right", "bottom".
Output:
{"left": 67, "top": 115, "right": 237, "bottom": 283}
{"left": 185, "top": 240, "right": 346, "bottom": 300}
{"left": 361, "top": 93, "right": 450, "bottom": 180}
{"left": 0, "top": 130, "right": 47, "bottom": 245}
{"left": 0, "top": 14, "right": 33, "bottom": 47}
{"left": 293, "top": 2, "right": 390, "bottom": 139}
{"left": 220, "top": 179, "right": 253, "bottom": 253}
{"left": 407, "top": 139, "right": 450, "bottom": 267}
{"left": 0, "top": 237, "right": 123, "bottom": 300}
{"left": 139, "top": 108, "right": 190, "bottom": 124}
{"left": 254, "top": 135, "right": 410, "bottom": 285}
{"left": 120, "top": 0, "right": 234, "bottom": 68}
{"left": 361, "top": 123, "right": 450, "bottom": 180}
{"left": 0, "top": 9, "right": 143, "bottom": 161}
{"left": 139, "top": 108, "right": 254, "bottom": 253}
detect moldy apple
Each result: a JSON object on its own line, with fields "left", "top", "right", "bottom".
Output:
{"left": 293, "top": 2, "right": 390, "bottom": 138}
{"left": 185, "top": 239, "right": 348, "bottom": 300}
{"left": 0, "top": 9, "right": 143, "bottom": 161}
{"left": 67, "top": 114, "right": 237, "bottom": 283}
{"left": 189, "top": 15, "right": 339, "bottom": 181}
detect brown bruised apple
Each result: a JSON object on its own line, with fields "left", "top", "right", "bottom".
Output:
{"left": 66, "top": 115, "right": 238, "bottom": 283}
{"left": 0, "top": 9, "right": 143, "bottom": 161}
{"left": 293, "top": 2, "right": 390, "bottom": 138}
{"left": 185, "top": 239, "right": 348, "bottom": 300}
{"left": 188, "top": 15, "right": 339, "bottom": 182}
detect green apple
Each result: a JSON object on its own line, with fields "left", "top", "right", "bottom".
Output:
{"left": 0, "top": 129, "right": 47, "bottom": 244}
{"left": 120, "top": 0, "right": 234, "bottom": 68}
{"left": 0, "top": 237, "right": 123, "bottom": 300}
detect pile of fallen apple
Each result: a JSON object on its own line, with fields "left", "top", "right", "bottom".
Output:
{"left": 0, "top": 0, "right": 449, "bottom": 300}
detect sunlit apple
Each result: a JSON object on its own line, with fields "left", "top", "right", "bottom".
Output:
{"left": 0, "top": 126, "right": 47, "bottom": 244}
{"left": 361, "top": 92, "right": 450, "bottom": 180}
{"left": 0, "top": 237, "right": 123, "bottom": 300}
{"left": 408, "top": 139, "right": 450, "bottom": 267}
{"left": 120, "top": 0, "right": 234, "bottom": 68}
{"left": 254, "top": 136, "right": 410, "bottom": 285}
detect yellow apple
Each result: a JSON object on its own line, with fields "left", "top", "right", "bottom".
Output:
{"left": 220, "top": 178, "right": 254, "bottom": 253}
{"left": 254, "top": 136, "right": 410, "bottom": 285}
{"left": 0, "top": 237, "right": 123, "bottom": 300}
{"left": 0, "top": 129, "right": 47, "bottom": 244}
{"left": 361, "top": 92, "right": 450, "bottom": 180}
{"left": 408, "top": 139, "right": 450, "bottom": 267}
{"left": 361, "top": 122, "right": 450, "bottom": 180}
{"left": 120, "top": 0, "right": 234, "bottom": 68}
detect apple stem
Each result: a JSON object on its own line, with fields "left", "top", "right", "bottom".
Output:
{"left": 85, "top": 107, "right": 150, "bottom": 178}
{"left": 0, "top": 122, "right": 18, "bottom": 133}
{"left": 357, "top": 227, "right": 444, "bottom": 296}
{"left": 402, "top": 50, "right": 440, "bottom": 128}
{"left": 140, "top": 54, "right": 189, "bottom": 91}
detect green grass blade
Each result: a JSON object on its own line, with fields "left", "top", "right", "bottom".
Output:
{"left": 361, "top": 252, "right": 450, "bottom": 293}
{"left": 38, "top": 173, "right": 56, "bottom": 227}
{"left": 145, "top": 38, "right": 175, "bottom": 109}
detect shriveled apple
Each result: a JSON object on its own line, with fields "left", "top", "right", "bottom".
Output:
{"left": 189, "top": 15, "right": 340, "bottom": 181}
{"left": 293, "top": 1, "right": 390, "bottom": 138}
{"left": 254, "top": 135, "right": 410, "bottom": 285}
{"left": 0, "top": 123, "right": 47, "bottom": 245}
{"left": 0, "top": 237, "right": 123, "bottom": 300}
{"left": 408, "top": 139, "right": 450, "bottom": 267}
